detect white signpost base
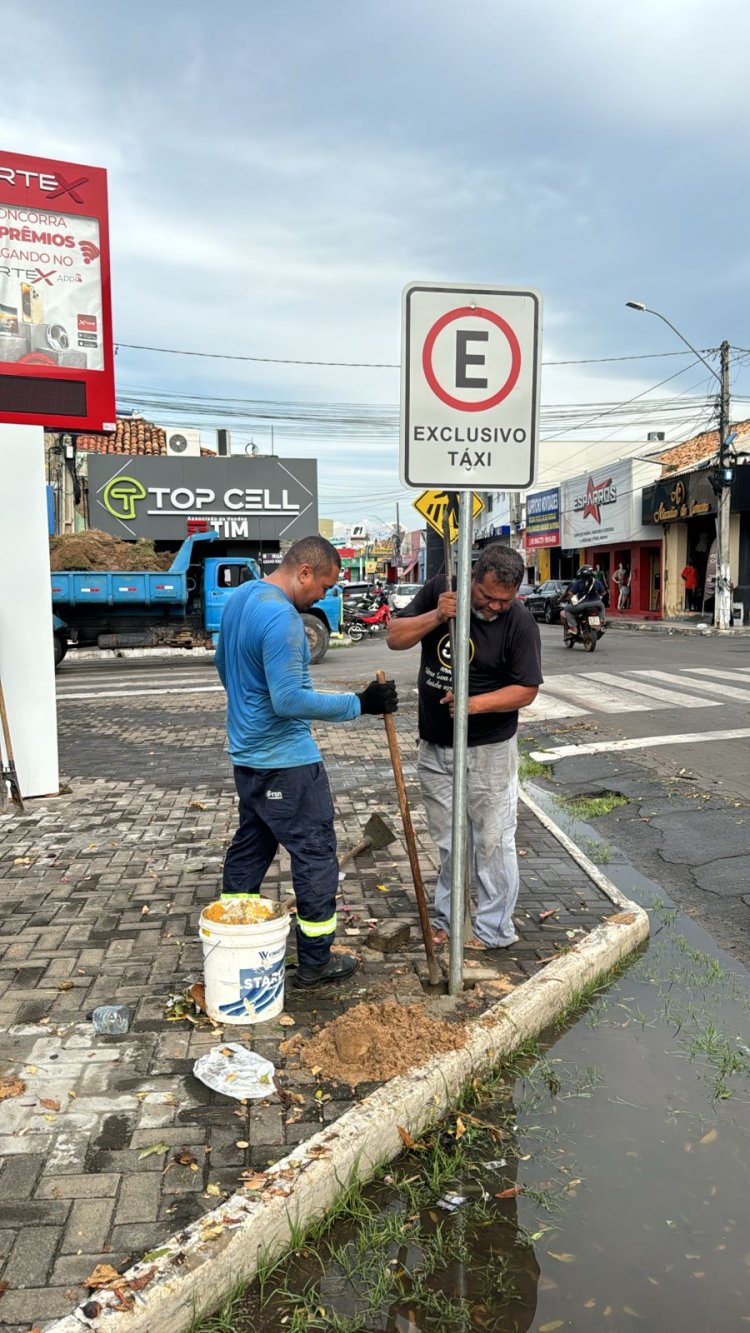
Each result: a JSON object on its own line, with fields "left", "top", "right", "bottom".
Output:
{"left": 0, "top": 425, "right": 59, "bottom": 798}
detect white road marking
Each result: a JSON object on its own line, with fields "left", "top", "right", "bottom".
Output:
{"left": 56, "top": 673, "right": 215, "bottom": 695}
{"left": 58, "top": 685, "right": 225, "bottom": 702}
{"left": 530, "top": 728, "right": 750, "bottom": 763}
{"left": 521, "top": 695, "right": 587, "bottom": 721}
{"left": 681, "top": 667, "right": 750, "bottom": 684}
{"left": 542, "top": 672, "right": 653, "bottom": 712}
{"left": 634, "top": 670, "right": 750, "bottom": 704}
{"left": 582, "top": 671, "right": 722, "bottom": 708}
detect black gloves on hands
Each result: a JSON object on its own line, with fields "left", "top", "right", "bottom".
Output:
{"left": 357, "top": 678, "right": 398, "bottom": 716}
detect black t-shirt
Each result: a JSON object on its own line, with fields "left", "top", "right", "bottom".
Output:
{"left": 398, "top": 575, "right": 543, "bottom": 748}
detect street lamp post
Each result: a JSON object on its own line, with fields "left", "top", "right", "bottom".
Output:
{"left": 625, "top": 303, "right": 733, "bottom": 630}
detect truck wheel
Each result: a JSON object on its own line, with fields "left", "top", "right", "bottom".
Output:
{"left": 301, "top": 614, "right": 330, "bottom": 664}
{"left": 54, "top": 634, "right": 68, "bottom": 669}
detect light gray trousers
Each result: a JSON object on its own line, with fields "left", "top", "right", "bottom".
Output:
{"left": 417, "top": 736, "right": 520, "bottom": 948}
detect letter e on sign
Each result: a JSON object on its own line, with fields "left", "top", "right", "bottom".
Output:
{"left": 400, "top": 282, "right": 542, "bottom": 491}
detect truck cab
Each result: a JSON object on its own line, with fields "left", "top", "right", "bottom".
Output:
{"left": 203, "top": 557, "right": 342, "bottom": 662}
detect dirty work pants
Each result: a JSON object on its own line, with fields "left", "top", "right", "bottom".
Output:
{"left": 417, "top": 737, "right": 520, "bottom": 948}
{"left": 222, "top": 762, "right": 338, "bottom": 969}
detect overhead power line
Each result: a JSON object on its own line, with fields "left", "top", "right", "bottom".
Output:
{"left": 116, "top": 340, "right": 720, "bottom": 371}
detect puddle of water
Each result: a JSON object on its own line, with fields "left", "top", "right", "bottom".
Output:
{"left": 196, "top": 827, "right": 750, "bottom": 1333}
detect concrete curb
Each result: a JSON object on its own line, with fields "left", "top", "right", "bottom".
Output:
{"left": 607, "top": 621, "right": 749, "bottom": 636}
{"left": 44, "top": 802, "right": 649, "bottom": 1333}
{"left": 61, "top": 638, "right": 355, "bottom": 665}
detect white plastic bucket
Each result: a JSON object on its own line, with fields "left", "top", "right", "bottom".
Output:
{"left": 199, "top": 901, "right": 291, "bottom": 1024}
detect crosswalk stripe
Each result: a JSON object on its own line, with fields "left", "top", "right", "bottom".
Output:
{"left": 634, "top": 670, "right": 750, "bottom": 704}
{"left": 58, "top": 685, "right": 225, "bottom": 702}
{"left": 583, "top": 671, "right": 722, "bottom": 708}
{"left": 522, "top": 695, "right": 587, "bottom": 721}
{"left": 541, "top": 672, "right": 653, "bottom": 712}
{"left": 681, "top": 667, "right": 750, "bottom": 685}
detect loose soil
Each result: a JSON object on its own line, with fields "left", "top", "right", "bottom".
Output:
{"left": 202, "top": 898, "right": 285, "bottom": 925}
{"left": 49, "top": 530, "right": 173, "bottom": 572}
{"left": 284, "top": 1000, "right": 466, "bottom": 1087}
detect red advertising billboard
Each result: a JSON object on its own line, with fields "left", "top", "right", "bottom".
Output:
{"left": 0, "top": 151, "right": 116, "bottom": 432}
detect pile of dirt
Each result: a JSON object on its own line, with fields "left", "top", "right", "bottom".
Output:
{"left": 283, "top": 1000, "right": 466, "bottom": 1088}
{"left": 49, "top": 530, "right": 173, "bottom": 572}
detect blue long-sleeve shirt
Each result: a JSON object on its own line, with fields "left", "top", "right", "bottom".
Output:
{"left": 215, "top": 581, "right": 361, "bottom": 769}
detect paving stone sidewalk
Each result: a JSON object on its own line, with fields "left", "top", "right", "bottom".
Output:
{"left": 0, "top": 689, "right": 615, "bottom": 1331}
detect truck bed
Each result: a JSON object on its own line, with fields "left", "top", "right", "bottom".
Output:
{"left": 51, "top": 570, "right": 187, "bottom": 609}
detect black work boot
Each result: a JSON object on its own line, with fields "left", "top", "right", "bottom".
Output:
{"left": 292, "top": 952, "right": 359, "bottom": 989}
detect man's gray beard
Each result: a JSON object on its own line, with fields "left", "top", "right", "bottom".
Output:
{"left": 474, "top": 609, "right": 499, "bottom": 622}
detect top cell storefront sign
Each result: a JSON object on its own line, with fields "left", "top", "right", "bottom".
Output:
{"left": 0, "top": 151, "right": 115, "bottom": 432}
{"left": 87, "top": 455, "right": 319, "bottom": 543}
{"left": 525, "top": 486, "right": 560, "bottom": 549}
{"left": 400, "top": 282, "right": 542, "bottom": 490}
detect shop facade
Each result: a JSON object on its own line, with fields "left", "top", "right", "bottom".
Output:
{"left": 561, "top": 459, "right": 662, "bottom": 617}
{"left": 641, "top": 465, "right": 750, "bottom": 621}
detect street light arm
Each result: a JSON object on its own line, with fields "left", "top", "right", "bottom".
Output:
{"left": 625, "top": 302, "right": 721, "bottom": 386}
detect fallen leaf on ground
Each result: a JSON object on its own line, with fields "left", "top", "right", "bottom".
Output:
{"left": 39, "top": 1098, "right": 61, "bottom": 1112}
{"left": 277, "top": 1015, "right": 296, "bottom": 1027}
{"left": 190, "top": 801, "right": 208, "bottom": 809}
{"left": 200, "top": 1222, "right": 224, "bottom": 1241}
{"left": 376, "top": 884, "right": 389, "bottom": 892}
{"left": 0, "top": 1281, "right": 8, "bottom": 1300}
{"left": 175, "top": 1150, "right": 198, "bottom": 1167}
{"left": 84, "top": 1263, "right": 122, "bottom": 1289}
{"left": 240, "top": 1171, "right": 268, "bottom": 1190}
{"left": 607, "top": 912, "right": 636, "bottom": 926}
{"left": 548, "top": 1252, "right": 577, "bottom": 1263}
{"left": 205, "top": 1183, "right": 222, "bottom": 1197}
{"left": 235, "top": 1140, "right": 250, "bottom": 1149}
{"left": 25, "top": 1065, "right": 38, "bottom": 1075}
{"left": 306, "top": 1145, "right": 331, "bottom": 1158}
{"left": 57, "top": 980, "right": 75, "bottom": 991}
{"left": 127, "top": 1267, "right": 156, "bottom": 1292}
{"left": 398, "top": 1126, "right": 416, "bottom": 1149}
{"left": 189, "top": 982, "right": 208, "bottom": 1014}
{"left": 0, "top": 1078, "right": 26, "bottom": 1101}
{"left": 539, "top": 909, "right": 558, "bottom": 922}
{"left": 495, "top": 1184, "right": 523, "bottom": 1199}
{"left": 138, "top": 1142, "right": 169, "bottom": 1160}
{"left": 455, "top": 1116, "right": 466, "bottom": 1139}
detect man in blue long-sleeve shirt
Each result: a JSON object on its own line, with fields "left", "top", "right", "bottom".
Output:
{"left": 216, "top": 535, "right": 398, "bottom": 989}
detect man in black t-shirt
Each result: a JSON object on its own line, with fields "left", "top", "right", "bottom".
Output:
{"left": 387, "top": 544, "right": 542, "bottom": 950}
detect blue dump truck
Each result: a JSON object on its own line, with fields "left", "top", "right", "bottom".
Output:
{"left": 51, "top": 529, "right": 342, "bottom": 667}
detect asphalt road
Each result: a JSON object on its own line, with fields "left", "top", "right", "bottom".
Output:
{"left": 56, "top": 624, "right": 750, "bottom": 965}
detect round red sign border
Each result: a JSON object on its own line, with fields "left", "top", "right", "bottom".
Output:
{"left": 421, "top": 305, "right": 522, "bottom": 412}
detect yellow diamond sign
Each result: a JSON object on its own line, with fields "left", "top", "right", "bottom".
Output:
{"left": 413, "top": 490, "right": 485, "bottom": 543}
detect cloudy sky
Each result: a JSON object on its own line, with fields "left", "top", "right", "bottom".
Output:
{"left": 5, "top": 0, "right": 750, "bottom": 528}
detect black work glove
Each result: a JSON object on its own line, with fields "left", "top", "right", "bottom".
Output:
{"left": 357, "top": 678, "right": 398, "bottom": 715}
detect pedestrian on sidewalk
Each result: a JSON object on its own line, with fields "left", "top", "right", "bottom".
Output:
{"left": 386, "top": 543, "right": 542, "bottom": 951}
{"left": 216, "top": 535, "right": 398, "bottom": 990}
{"left": 681, "top": 560, "right": 700, "bottom": 611}
{"left": 617, "top": 566, "right": 631, "bottom": 610}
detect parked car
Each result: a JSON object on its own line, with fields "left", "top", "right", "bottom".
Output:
{"left": 525, "top": 579, "right": 573, "bottom": 623}
{"left": 389, "top": 583, "right": 423, "bottom": 611}
{"left": 515, "top": 583, "right": 536, "bottom": 605}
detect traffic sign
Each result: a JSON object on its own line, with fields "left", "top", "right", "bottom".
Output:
{"left": 413, "top": 489, "right": 484, "bottom": 543}
{"left": 400, "top": 282, "right": 542, "bottom": 491}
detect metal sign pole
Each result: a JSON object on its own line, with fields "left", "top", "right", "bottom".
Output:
{"left": 448, "top": 490, "right": 474, "bottom": 995}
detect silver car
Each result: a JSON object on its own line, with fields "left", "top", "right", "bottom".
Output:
{"left": 389, "top": 583, "right": 423, "bottom": 611}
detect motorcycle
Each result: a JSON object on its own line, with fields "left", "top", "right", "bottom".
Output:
{"left": 561, "top": 598, "right": 606, "bottom": 652}
{"left": 345, "top": 601, "right": 392, "bottom": 642}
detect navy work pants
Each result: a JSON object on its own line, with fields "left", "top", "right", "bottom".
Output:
{"left": 222, "top": 762, "right": 339, "bottom": 968}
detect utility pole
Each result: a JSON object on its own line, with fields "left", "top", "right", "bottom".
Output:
{"left": 715, "top": 340, "right": 733, "bottom": 631}
{"left": 394, "top": 503, "right": 401, "bottom": 574}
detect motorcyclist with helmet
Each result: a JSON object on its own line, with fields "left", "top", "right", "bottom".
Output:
{"left": 561, "top": 565, "right": 607, "bottom": 638}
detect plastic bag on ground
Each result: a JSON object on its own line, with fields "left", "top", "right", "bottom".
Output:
{"left": 193, "top": 1043, "right": 275, "bottom": 1100}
